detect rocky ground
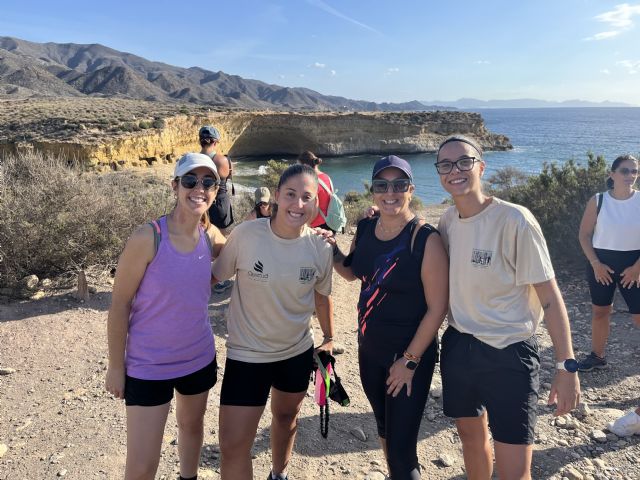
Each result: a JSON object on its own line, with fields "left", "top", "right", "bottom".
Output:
{"left": 1, "top": 208, "right": 639, "bottom": 480}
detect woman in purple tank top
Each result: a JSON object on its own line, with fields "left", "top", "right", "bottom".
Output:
{"left": 106, "top": 153, "right": 226, "bottom": 480}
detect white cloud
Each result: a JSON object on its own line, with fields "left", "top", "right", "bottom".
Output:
{"left": 278, "top": 74, "right": 285, "bottom": 79}
{"left": 474, "top": 60, "right": 491, "bottom": 65}
{"left": 306, "top": 0, "right": 381, "bottom": 35}
{"left": 587, "top": 3, "right": 640, "bottom": 40}
{"left": 617, "top": 59, "right": 640, "bottom": 73}
{"left": 387, "top": 67, "right": 399, "bottom": 73}
{"left": 330, "top": 69, "right": 336, "bottom": 76}
{"left": 600, "top": 68, "right": 611, "bottom": 75}
{"left": 299, "top": 74, "right": 305, "bottom": 78}
{"left": 313, "top": 62, "right": 326, "bottom": 68}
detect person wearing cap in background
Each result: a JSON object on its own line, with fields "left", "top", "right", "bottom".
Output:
{"left": 106, "top": 152, "right": 226, "bottom": 480}
{"left": 327, "top": 155, "right": 449, "bottom": 479}
{"left": 297, "top": 150, "right": 337, "bottom": 232}
{"left": 435, "top": 135, "right": 580, "bottom": 479}
{"left": 199, "top": 125, "right": 235, "bottom": 294}
{"left": 244, "top": 186, "right": 272, "bottom": 221}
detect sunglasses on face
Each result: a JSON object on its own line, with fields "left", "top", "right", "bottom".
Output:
{"left": 179, "top": 175, "right": 218, "bottom": 190}
{"left": 371, "top": 178, "right": 412, "bottom": 193}
{"left": 434, "top": 156, "right": 479, "bottom": 175}
{"left": 615, "top": 167, "right": 639, "bottom": 176}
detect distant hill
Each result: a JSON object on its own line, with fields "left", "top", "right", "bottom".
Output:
{"left": 421, "top": 97, "right": 635, "bottom": 109}
{"left": 0, "top": 36, "right": 439, "bottom": 112}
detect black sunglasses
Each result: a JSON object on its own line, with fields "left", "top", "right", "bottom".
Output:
{"left": 371, "top": 178, "right": 412, "bottom": 193}
{"left": 179, "top": 175, "right": 218, "bottom": 190}
{"left": 434, "top": 156, "right": 479, "bottom": 175}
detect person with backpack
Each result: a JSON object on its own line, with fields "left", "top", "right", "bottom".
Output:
{"left": 577, "top": 154, "right": 640, "bottom": 372}
{"left": 105, "top": 152, "right": 226, "bottom": 480}
{"left": 577, "top": 154, "right": 640, "bottom": 435}
{"left": 435, "top": 136, "right": 580, "bottom": 480}
{"left": 200, "top": 125, "right": 235, "bottom": 294}
{"left": 213, "top": 164, "right": 335, "bottom": 480}
{"left": 328, "top": 155, "right": 449, "bottom": 479}
{"left": 297, "top": 150, "right": 346, "bottom": 233}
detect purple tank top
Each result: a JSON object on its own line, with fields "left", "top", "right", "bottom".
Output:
{"left": 126, "top": 216, "right": 215, "bottom": 380}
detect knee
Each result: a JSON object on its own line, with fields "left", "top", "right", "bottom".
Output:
{"left": 176, "top": 414, "right": 205, "bottom": 437}
{"left": 592, "top": 306, "right": 612, "bottom": 321}
{"left": 272, "top": 409, "right": 299, "bottom": 427}
{"left": 219, "top": 431, "right": 253, "bottom": 458}
{"left": 456, "top": 421, "right": 490, "bottom": 449}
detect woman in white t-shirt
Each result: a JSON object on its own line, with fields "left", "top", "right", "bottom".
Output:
{"left": 212, "top": 164, "right": 334, "bottom": 480}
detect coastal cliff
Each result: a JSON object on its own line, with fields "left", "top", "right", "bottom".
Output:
{"left": 0, "top": 99, "right": 511, "bottom": 170}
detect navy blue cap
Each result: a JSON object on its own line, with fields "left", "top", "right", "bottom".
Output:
{"left": 372, "top": 155, "right": 413, "bottom": 181}
{"left": 198, "top": 125, "right": 221, "bottom": 140}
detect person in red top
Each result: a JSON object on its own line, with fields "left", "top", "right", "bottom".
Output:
{"left": 297, "top": 151, "right": 335, "bottom": 232}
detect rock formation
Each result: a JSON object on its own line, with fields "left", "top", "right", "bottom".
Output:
{"left": 0, "top": 105, "right": 511, "bottom": 171}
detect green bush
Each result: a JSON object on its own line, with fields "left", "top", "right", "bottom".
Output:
{"left": 492, "top": 152, "right": 608, "bottom": 265}
{"left": 0, "top": 152, "right": 173, "bottom": 287}
{"left": 263, "top": 159, "right": 290, "bottom": 193}
{"left": 138, "top": 120, "right": 153, "bottom": 129}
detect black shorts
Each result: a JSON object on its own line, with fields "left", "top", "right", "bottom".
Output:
{"left": 220, "top": 347, "right": 314, "bottom": 407}
{"left": 208, "top": 192, "right": 234, "bottom": 229}
{"left": 440, "top": 327, "right": 540, "bottom": 445}
{"left": 125, "top": 357, "right": 218, "bottom": 407}
{"left": 587, "top": 249, "right": 640, "bottom": 314}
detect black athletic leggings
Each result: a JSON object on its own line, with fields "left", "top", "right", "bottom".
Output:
{"left": 358, "top": 338, "right": 438, "bottom": 480}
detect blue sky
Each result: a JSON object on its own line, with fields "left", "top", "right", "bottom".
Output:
{"left": 2, "top": 1, "right": 640, "bottom": 104}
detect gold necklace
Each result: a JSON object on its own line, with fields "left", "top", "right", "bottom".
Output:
{"left": 376, "top": 218, "right": 406, "bottom": 234}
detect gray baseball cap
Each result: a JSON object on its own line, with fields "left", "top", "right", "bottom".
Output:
{"left": 198, "top": 125, "right": 221, "bottom": 140}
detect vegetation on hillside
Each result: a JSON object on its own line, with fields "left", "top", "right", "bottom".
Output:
{"left": 0, "top": 152, "right": 173, "bottom": 287}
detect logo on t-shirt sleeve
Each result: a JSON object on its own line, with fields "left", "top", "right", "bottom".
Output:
{"left": 471, "top": 249, "right": 493, "bottom": 268}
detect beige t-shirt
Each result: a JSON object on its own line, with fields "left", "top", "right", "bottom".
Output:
{"left": 438, "top": 198, "right": 555, "bottom": 349}
{"left": 212, "top": 218, "right": 333, "bottom": 362}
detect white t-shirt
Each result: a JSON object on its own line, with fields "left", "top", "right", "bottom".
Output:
{"left": 438, "top": 198, "right": 555, "bottom": 349}
{"left": 212, "top": 218, "right": 333, "bottom": 362}
{"left": 592, "top": 190, "right": 640, "bottom": 251}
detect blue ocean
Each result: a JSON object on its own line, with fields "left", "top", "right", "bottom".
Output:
{"left": 233, "top": 108, "right": 640, "bottom": 204}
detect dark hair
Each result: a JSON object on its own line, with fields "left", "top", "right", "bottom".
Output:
{"left": 606, "top": 154, "right": 638, "bottom": 189}
{"left": 277, "top": 164, "right": 318, "bottom": 190}
{"left": 437, "top": 135, "right": 483, "bottom": 160}
{"left": 297, "top": 150, "right": 322, "bottom": 167}
{"left": 199, "top": 137, "right": 217, "bottom": 148}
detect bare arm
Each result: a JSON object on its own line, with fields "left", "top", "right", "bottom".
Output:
{"left": 105, "top": 225, "right": 155, "bottom": 399}
{"left": 213, "top": 153, "right": 230, "bottom": 178}
{"left": 533, "top": 279, "right": 580, "bottom": 416}
{"left": 387, "top": 232, "right": 449, "bottom": 397}
{"left": 207, "top": 224, "right": 226, "bottom": 259}
{"left": 330, "top": 235, "right": 358, "bottom": 281}
{"left": 578, "top": 196, "right": 614, "bottom": 284}
{"left": 314, "top": 291, "right": 335, "bottom": 354}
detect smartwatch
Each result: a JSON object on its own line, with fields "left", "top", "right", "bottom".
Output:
{"left": 404, "top": 359, "right": 418, "bottom": 371}
{"left": 556, "top": 359, "right": 579, "bottom": 373}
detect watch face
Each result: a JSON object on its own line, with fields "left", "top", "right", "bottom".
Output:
{"left": 564, "top": 359, "right": 579, "bottom": 373}
{"left": 405, "top": 360, "right": 418, "bottom": 371}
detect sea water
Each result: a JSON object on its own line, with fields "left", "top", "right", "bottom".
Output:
{"left": 232, "top": 108, "right": 640, "bottom": 204}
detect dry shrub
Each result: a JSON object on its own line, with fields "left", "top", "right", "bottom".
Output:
{"left": 0, "top": 152, "right": 173, "bottom": 287}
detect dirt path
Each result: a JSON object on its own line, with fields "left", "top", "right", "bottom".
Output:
{"left": 1, "top": 207, "right": 639, "bottom": 479}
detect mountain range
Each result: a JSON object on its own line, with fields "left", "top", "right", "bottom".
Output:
{"left": 422, "top": 97, "right": 635, "bottom": 109}
{"left": 0, "top": 36, "right": 439, "bottom": 112}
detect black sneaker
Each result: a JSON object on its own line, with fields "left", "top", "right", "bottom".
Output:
{"left": 267, "top": 473, "right": 288, "bottom": 480}
{"left": 577, "top": 352, "right": 607, "bottom": 372}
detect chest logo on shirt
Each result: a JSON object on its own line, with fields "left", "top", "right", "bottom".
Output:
{"left": 248, "top": 260, "right": 269, "bottom": 281}
{"left": 471, "top": 249, "right": 493, "bottom": 268}
{"left": 299, "top": 267, "right": 316, "bottom": 284}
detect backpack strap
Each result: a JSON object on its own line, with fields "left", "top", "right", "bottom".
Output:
{"left": 148, "top": 218, "right": 162, "bottom": 255}
{"left": 317, "top": 176, "right": 333, "bottom": 194}
{"left": 596, "top": 192, "right": 603, "bottom": 216}
{"left": 409, "top": 220, "right": 437, "bottom": 263}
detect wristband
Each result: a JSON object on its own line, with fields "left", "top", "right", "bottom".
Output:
{"left": 403, "top": 350, "right": 421, "bottom": 363}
